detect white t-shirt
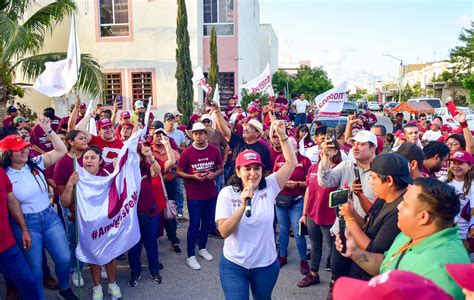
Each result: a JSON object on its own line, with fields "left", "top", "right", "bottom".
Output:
{"left": 421, "top": 130, "right": 442, "bottom": 142}
{"left": 215, "top": 174, "right": 281, "bottom": 269}
{"left": 166, "top": 128, "right": 186, "bottom": 146}
{"left": 7, "top": 156, "right": 50, "bottom": 213}
{"left": 446, "top": 179, "right": 474, "bottom": 239}
{"left": 292, "top": 99, "right": 310, "bottom": 114}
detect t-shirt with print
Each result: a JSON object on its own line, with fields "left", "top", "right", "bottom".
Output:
{"left": 446, "top": 179, "right": 474, "bottom": 239}
{"left": 216, "top": 174, "right": 281, "bottom": 269}
{"left": 89, "top": 135, "right": 123, "bottom": 164}
{"left": 228, "top": 133, "right": 271, "bottom": 173}
{"left": 50, "top": 116, "right": 61, "bottom": 132}
{"left": 0, "top": 168, "right": 16, "bottom": 252}
{"left": 274, "top": 153, "right": 311, "bottom": 196}
{"left": 29, "top": 124, "right": 55, "bottom": 179}
{"left": 305, "top": 164, "right": 337, "bottom": 225}
{"left": 178, "top": 144, "right": 223, "bottom": 200}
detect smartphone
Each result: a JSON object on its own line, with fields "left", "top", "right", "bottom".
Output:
{"left": 339, "top": 217, "right": 347, "bottom": 253}
{"left": 329, "top": 189, "right": 349, "bottom": 208}
{"left": 446, "top": 100, "right": 458, "bottom": 117}
{"left": 353, "top": 166, "right": 361, "bottom": 184}
{"left": 115, "top": 96, "right": 123, "bottom": 109}
{"left": 299, "top": 222, "right": 308, "bottom": 236}
{"left": 138, "top": 111, "right": 145, "bottom": 124}
{"left": 325, "top": 127, "right": 336, "bottom": 145}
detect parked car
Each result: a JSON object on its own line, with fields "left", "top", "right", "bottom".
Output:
{"left": 434, "top": 106, "right": 474, "bottom": 129}
{"left": 407, "top": 98, "right": 442, "bottom": 109}
{"left": 309, "top": 116, "right": 348, "bottom": 137}
{"left": 341, "top": 102, "right": 358, "bottom": 116}
{"left": 383, "top": 102, "right": 399, "bottom": 117}
{"left": 368, "top": 102, "right": 382, "bottom": 111}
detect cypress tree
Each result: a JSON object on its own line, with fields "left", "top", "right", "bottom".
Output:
{"left": 209, "top": 27, "right": 219, "bottom": 97}
{"left": 175, "top": 0, "right": 193, "bottom": 121}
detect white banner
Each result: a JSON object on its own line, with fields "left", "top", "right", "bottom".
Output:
{"left": 33, "top": 14, "right": 80, "bottom": 97}
{"left": 75, "top": 130, "right": 142, "bottom": 265}
{"left": 315, "top": 81, "right": 348, "bottom": 118}
{"left": 240, "top": 63, "right": 275, "bottom": 97}
{"left": 192, "top": 66, "right": 212, "bottom": 93}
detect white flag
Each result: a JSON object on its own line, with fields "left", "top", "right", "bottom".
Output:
{"left": 85, "top": 100, "right": 97, "bottom": 136}
{"left": 33, "top": 14, "right": 81, "bottom": 97}
{"left": 192, "top": 66, "right": 212, "bottom": 93}
{"left": 315, "top": 81, "right": 348, "bottom": 118}
{"left": 240, "top": 63, "right": 274, "bottom": 97}
{"left": 75, "top": 130, "right": 143, "bottom": 265}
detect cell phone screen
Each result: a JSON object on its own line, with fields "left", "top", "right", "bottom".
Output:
{"left": 329, "top": 189, "right": 349, "bottom": 208}
{"left": 325, "top": 128, "right": 336, "bottom": 144}
{"left": 354, "top": 167, "right": 361, "bottom": 183}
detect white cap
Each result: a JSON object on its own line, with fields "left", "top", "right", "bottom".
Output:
{"left": 134, "top": 100, "right": 145, "bottom": 108}
{"left": 348, "top": 130, "right": 377, "bottom": 145}
{"left": 201, "top": 114, "right": 212, "bottom": 121}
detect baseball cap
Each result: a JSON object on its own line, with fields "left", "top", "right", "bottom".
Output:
{"left": 348, "top": 130, "right": 377, "bottom": 146}
{"left": 231, "top": 95, "right": 238, "bottom": 99}
{"left": 134, "top": 100, "right": 145, "bottom": 108}
{"left": 333, "top": 270, "right": 453, "bottom": 300}
{"left": 245, "top": 119, "right": 264, "bottom": 135}
{"left": 189, "top": 114, "right": 201, "bottom": 123}
{"left": 441, "top": 124, "right": 452, "bottom": 132}
{"left": 0, "top": 135, "right": 30, "bottom": 151}
{"left": 164, "top": 112, "right": 175, "bottom": 121}
{"left": 396, "top": 142, "right": 425, "bottom": 167}
{"left": 122, "top": 122, "right": 134, "bottom": 129}
{"left": 449, "top": 150, "right": 473, "bottom": 164}
{"left": 173, "top": 110, "right": 183, "bottom": 117}
{"left": 153, "top": 128, "right": 167, "bottom": 136}
{"left": 150, "top": 120, "right": 164, "bottom": 129}
{"left": 247, "top": 105, "right": 258, "bottom": 114}
{"left": 7, "top": 106, "right": 17, "bottom": 113}
{"left": 370, "top": 153, "right": 413, "bottom": 185}
{"left": 97, "top": 118, "right": 113, "bottom": 129}
{"left": 120, "top": 111, "right": 131, "bottom": 119}
{"left": 253, "top": 98, "right": 260, "bottom": 103}
{"left": 235, "top": 103, "right": 242, "bottom": 108}
{"left": 201, "top": 114, "right": 212, "bottom": 121}
{"left": 14, "top": 116, "right": 29, "bottom": 123}
{"left": 79, "top": 103, "right": 87, "bottom": 109}
{"left": 445, "top": 263, "right": 474, "bottom": 291}
{"left": 236, "top": 149, "right": 264, "bottom": 169}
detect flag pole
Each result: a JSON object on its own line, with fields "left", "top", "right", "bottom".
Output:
{"left": 73, "top": 154, "right": 82, "bottom": 299}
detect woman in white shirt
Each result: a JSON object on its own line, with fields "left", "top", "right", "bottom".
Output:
{"left": 216, "top": 120, "right": 297, "bottom": 300}
{"left": 0, "top": 116, "right": 75, "bottom": 299}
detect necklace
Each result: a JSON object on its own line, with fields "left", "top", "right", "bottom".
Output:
{"left": 383, "top": 240, "right": 414, "bottom": 269}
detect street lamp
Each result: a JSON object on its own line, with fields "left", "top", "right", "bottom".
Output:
{"left": 383, "top": 54, "right": 403, "bottom": 102}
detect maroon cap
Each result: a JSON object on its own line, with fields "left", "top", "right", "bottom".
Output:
{"left": 231, "top": 95, "right": 238, "bottom": 99}
{"left": 177, "top": 125, "right": 186, "bottom": 133}
{"left": 334, "top": 270, "right": 453, "bottom": 300}
{"left": 236, "top": 150, "right": 264, "bottom": 169}
{"left": 236, "top": 114, "right": 245, "bottom": 121}
{"left": 97, "top": 118, "right": 113, "bottom": 129}
{"left": 122, "top": 122, "right": 134, "bottom": 129}
{"left": 120, "top": 111, "right": 131, "bottom": 119}
{"left": 441, "top": 124, "right": 452, "bottom": 132}
{"left": 79, "top": 103, "right": 87, "bottom": 109}
{"left": 446, "top": 263, "right": 474, "bottom": 291}
{"left": 189, "top": 114, "right": 200, "bottom": 123}
{"left": 449, "top": 150, "right": 473, "bottom": 164}
{"left": 247, "top": 105, "right": 258, "bottom": 114}
{"left": 0, "top": 135, "right": 30, "bottom": 151}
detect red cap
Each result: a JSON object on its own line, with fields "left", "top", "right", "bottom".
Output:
{"left": 236, "top": 149, "right": 264, "bottom": 168}
{"left": 189, "top": 114, "right": 200, "bottom": 123}
{"left": 177, "top": 125, "right": 186, "bottom": 133}
{"left": 122, "top": 122, "right": 134, "bottom": 128}
{"left": 120, "top": 111, "right": 131, "bottom": 119}
{"left": 231, "top": 95, "right": 238, "bottom": 99}
{"left": 97, "top": 118, "right": 113, "bottom": 129}
{"left": 407, "top": 120, "right": 418, "bottom": 125}
{"left": 445, "top": 263, "right": 474, "bottom": 291}
{"left": 79, "top": 103, "right": 87, "bottom": 109}
{"left": 247, "top": 105, "right": 258, "bottom": 114}
{"left": 280, "top": 105, "right": 289, "bottom": 111}
{"left": 333, "top": 270, "right": 453, "bottom": 300}
{"left": 0, "top": 135, "right": 30, "bottom": 151}
{"left": 441, "top": 124, "right": 452, "bottom": 132}
{"left": 395, "top": 130, "right": 404, "bottom": 139}
{"left": 437, "top": 136, "right": 447, "bottom": 143}
{"left": 253, "top": 98, "right": 260, "bottom": 103}
{"left": 236, "top": 114, "right": 245, "bottom": 121}
{"left": 449, "top": 150, "right": 473, "bottom": 164}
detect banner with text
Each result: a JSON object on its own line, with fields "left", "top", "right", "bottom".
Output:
{"left": 315, "top": 81, "right": 348, "bottom": 118}
{"left": 75, "top": 131, "right": 142, "bottom": 265}
{"left": 240, "top": 63, "right": 275, "bottom": 97}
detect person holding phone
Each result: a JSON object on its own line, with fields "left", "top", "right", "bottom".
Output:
{"left": 215, "top": 120, "right": 297, "bottom": 300}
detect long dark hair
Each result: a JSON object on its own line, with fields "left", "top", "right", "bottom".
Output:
{"left": 228, "top": 169, "right": 268, "bottom": 193}
{"left": 1, "top": 151, "right": 48, "bottom": 192}
{"left": 446, "top": 163, "right": 474, "bottom": 196}
{"left": 65, "top": 130, "right": 83, "bottom": 151}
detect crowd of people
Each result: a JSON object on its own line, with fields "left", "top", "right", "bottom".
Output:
{"left": 0, "top": 93, "right": 473, "bottom": 300}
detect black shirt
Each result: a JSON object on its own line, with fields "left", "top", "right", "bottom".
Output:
{"left": 228, "top": 133, "right": 271, "bottom": 172}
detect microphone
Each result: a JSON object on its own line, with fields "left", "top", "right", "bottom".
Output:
{"left": 244, "top": 197, "right": 252, "bottom": 218}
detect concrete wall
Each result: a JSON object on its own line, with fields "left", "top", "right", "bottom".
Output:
{"left": 259, "top": 24, "right": 278, "bottom": 75}
{"left": 237, "top": 0, "right": 260, "bottom": 90}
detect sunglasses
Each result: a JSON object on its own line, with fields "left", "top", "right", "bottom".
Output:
{"left": 202, "top": 119, "right": 211, "bottom": 124}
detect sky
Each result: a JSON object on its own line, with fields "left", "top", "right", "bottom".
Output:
{"left": 259, "top": 0, "right": 473, "bottom": 88}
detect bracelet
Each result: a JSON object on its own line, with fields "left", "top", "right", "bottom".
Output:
{"left": 280, "top": 136, "right": 289, "bottom": 142}
{"left": 302, "top": 213, "right": 307, "bottom": 217}
{"left": 46, "top": 129, "right": 53, "bottom": 135}
{"left": 344, "top": 217, "right": 355, "bottom": 222}
{"left": 461, "top": 121, "right": 468, "bottom": 129}
{"left": 149, "top": 158, "right": 156, "bottom": 164}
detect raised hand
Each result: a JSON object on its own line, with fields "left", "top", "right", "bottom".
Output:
{"left": 38, "top": 115, "right": 52, "bottom": 133}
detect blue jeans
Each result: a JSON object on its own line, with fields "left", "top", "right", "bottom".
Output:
{"left": 174, "top": 177, "right": 185, "bottom": 214}
{"left": 0, "top": 245, "right": 42, "bottom": 300}
{"left": 219, "top": 254, "right": 279, "bottom": 300}
{"left": 10, "top": 205, "right": 71, "bottom": 291}
{"left": 275, "top": 198, "right": 307, "bottom": 261}
{"left": 128, "top": 214, "right": 161, "bottom": 276}
{"left": 294, "top": 113, "right": 307, "bottom": 127}
{"left": 60, "top": 203, "right": 83, "bottom": 273}
{"left": 187, "top": 198, "right": 214, "bottom": 257}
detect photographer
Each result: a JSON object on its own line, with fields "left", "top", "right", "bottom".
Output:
{"left": 335, "top": 178, "right": 470, "bottom": 300}
{"left": 332, "top": 154, "right": 410, "bottom": 284}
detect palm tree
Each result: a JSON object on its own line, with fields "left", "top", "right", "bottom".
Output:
{"left": 0, "top": 0, "right": 104, "bottom": 121}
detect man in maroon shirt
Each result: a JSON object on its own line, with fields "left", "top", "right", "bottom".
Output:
{"left": 275, "top": 91, "right": 289, "bottom": 106}
{"left": 115, "top": 111, "right": 131, "bottom": 138}
{"left": 176, "top": 122, "right": 223, "bottom": 271}
{"left": 3, "top": 106, "right": 18, "bottom": 127}
{"left": 62, "top": 100, "right": 86, "bottom": 131}
{"left": 43, "top": 107, "right": 62, "bottom": 132}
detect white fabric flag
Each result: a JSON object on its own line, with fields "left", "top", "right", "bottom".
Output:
{"left": 33, "top": 14, "right": 81, "bottom": 97}
{"left": 192, "top": 66, "right": 212, "bottom": 93}
{"left": 240, "top": 63, "right": 275, "bottom": 97}
{"left": 75, "top": 130, "right": 143, "bottom": 265}
{"left": 315, "top": 81, "right": 348, "bottom": 118}
{"left": 210, "top": 84, "right": 220, "bottom": 129}
{"left": 85, "top": 100, "right": 97, "bottom": 136}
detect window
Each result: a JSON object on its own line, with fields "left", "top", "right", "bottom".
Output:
{"left": 203, "top": 72, "right": 235, "bottom": 106}
{"left": 99, "top": 0, "right": 130, "bottom": 37}
{"left": 131, "top": 72, "right": 152, "bottom": 106}
{"left": 203, "top": 0, "right": 234, "bottom": 36}
{"left": 104, "top": 73, "right": 122, "bottom": 105}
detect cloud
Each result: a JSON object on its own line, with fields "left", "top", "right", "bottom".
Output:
{"left": 325, "top": 49, "right": 346, "bottom": 65}
{"left": 453, "top": 13, "right": 471, "bottom": 28}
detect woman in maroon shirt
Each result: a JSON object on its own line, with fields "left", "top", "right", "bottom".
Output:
{"left": 273, "top": 137, "right": 312, "bottom": 275}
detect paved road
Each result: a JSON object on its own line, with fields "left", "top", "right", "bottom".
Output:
{"left": 1, "top": 218, "right": 331, "bottom": 299}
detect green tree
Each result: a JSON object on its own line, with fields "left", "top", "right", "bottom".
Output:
{"left": 292, "top": 66, "right": 333, "bottom": 100}
{"left": 240, "top": 89, "right": 269, "bottom": 110}
{"left": 272, "top": 70, "right": 294, "bottom": 96}
{"left": 0, "top": 0, "right": 104, "bottom": 121}
{"left": 175, "top": 0, "right": 193, "bottom": 121}
{"left": 208, "top": 27, "right": 219, "bottom": 96}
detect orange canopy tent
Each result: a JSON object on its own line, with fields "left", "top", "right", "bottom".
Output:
{"left": 391, "top": 102, "right": 435, "bottom": 114}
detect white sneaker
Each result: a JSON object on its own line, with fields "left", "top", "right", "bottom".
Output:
{"left": 107, "top": 282, "right": 122, "bottom": 299}
{"left": 198, "top": 249, "right": 213, "bottom": 261}
{"left": 100, "top": 266, "right": 108, "bottom": 279}
{"left": 186, "top": 256, "right": 201, "bottom": 270}
{"left": 92, "top": 285, "right": 103, "bottom": 300}
{"left": 71, "top": 271, "right": 85, "bottom": 287}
